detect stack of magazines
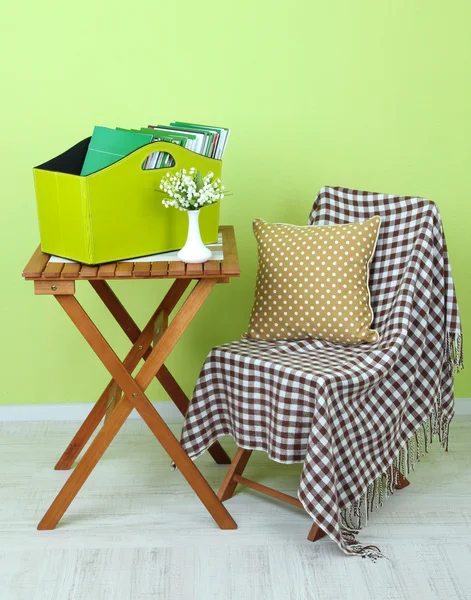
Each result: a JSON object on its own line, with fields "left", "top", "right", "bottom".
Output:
{"left": 145, "top": 121, "right": 230, "bottom": 168}
{"left": 80, "top": 121, "right": 230, "bottom": 176}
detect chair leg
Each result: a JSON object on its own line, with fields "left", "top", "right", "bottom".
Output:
{"left": 219, "top": 447, "right": 328, "bottom": 543}
{"left": 395, "top": 470, "right": 410, "bottom": 490}
{"left": 218, "top": 448, "right": 253, "bottom": 501}
{"left": 307, "top": 523, "right": 327, "bottom": 542}
{"left": 391, "top": 465, "right": 410, "bottom": 489}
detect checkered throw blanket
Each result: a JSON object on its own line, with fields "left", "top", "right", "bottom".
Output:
{"left": 180, "top": 187, "right": 463, "bottom": 559}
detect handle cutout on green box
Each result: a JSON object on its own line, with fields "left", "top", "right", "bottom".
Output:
{"left": 141, "top": 152, "right": 175, "bottom": 170}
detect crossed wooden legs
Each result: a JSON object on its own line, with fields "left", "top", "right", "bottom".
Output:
{"left": 38, "top": 278, "right": 236, "bottom": 531}
{"left": 217, "top": 448, "right": 411, "bottom": 543}
{"left": 55, "top": 280, "right": 230, "bottom": 471}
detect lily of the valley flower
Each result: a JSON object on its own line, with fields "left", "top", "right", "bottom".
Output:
{"left": 160, "top": 169, "right": 225, "bottom": 211}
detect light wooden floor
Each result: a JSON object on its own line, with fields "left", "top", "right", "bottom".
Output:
{"left": 0, "top": 417, "right": 470, "bottom": 600}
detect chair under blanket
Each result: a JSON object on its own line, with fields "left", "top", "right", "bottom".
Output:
{"left": 180, "top": 186, "right": 463, "bottom": 558}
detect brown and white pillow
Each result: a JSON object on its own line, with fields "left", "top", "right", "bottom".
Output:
{"left": 245, "top": 216, "right": 381, "bottom": 344}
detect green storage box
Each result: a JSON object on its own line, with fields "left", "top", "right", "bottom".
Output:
{"left": 33, "top": 139, "right": 221, "bottom": 264}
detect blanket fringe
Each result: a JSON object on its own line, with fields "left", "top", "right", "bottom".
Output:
{"left": 342, "top": 530, "right": 385, "bottom": 561}
{"left": 447, "top": 332, "right": 464, "bottom": 373}
{"left": 339, "top": 397, "right": 451, "bottom": 559}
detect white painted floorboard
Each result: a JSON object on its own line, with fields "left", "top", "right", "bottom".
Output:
{"left": 0, "top": 418, "right": 470, "bottom": 600}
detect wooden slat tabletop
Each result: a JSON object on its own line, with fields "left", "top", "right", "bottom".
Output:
{"left": 97, "top": 263, "right": 117, "bottom": 278}
{"left": 42, "top": 262, "right": 64, "bottom": 278}
{"left": 151, "top": 261, "right": 168, "bottom": 277}
{"left": 115, "top": 263, "right": 134, "bottom": 277}
{"left": 133, "top": 262, "right": 151, "bottom": 277}
{"left": 79, "top": 265, "right": 98, "bottom": 278}
{"left": 203, "top": 260, "right": 221, "bottom": 276}
{"left": 62, "top": 263, "right": 81, "bottom": 278}
{"left": 22, "top": 226, "right": 240, "bottom": 281}
{"left": 185, "top": 263, "right": 204, "bottom": 277}
{"left": 22, "top": 246, "right": 50, "bottom": 278}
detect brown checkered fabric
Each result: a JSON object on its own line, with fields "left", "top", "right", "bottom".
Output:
{"left": 180, "top": 187, "right": 463, "bottom": 559}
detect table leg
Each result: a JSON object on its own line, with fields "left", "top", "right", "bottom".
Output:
{"left": 39, "top": 396, "right": 134, "bottom": 529}
{"left": 104, "top": 381, "right": 121, "bottom": 419}
{"left": 91, "top": 279, "right": 189, "bottom": 423}
{"left": 54, "top": 282, "right": 185, "bottom": 470}
{"left": 40, "top": 283, "right": 236, "bottom": 531}
{"left": 91, "top": 280, "right": 231, "bottom": 464}
{"left": 155, "top": 365, "right": 231, "bottom": 464}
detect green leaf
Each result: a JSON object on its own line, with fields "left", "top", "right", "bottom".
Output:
{"left": 195, "top": 170, "right": 204, "bottom": 191}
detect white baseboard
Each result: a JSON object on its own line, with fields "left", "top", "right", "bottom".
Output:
{"left": 454, "top": 399, "right": 471, "bottom": 416}
{"left": 0, "top": 399, "right": 470, "bottom": 422}
{"left": 0, "top": 401, "right": 183, "bottom": 423}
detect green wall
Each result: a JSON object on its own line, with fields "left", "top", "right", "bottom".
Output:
{"left": 1, "top": 0, "right": 469, "bottom": 405}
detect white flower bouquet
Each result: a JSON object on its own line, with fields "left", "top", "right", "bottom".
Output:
{"left": 160, "top": 168, "right": 225, "bottom": 211}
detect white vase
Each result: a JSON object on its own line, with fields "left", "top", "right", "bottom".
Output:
{"left": 177, "top": 209, "right": 212, "bottom": 264}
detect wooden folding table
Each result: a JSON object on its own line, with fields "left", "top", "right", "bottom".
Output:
{"left": 22, "top": 226, "right": 239, "bottom": 532}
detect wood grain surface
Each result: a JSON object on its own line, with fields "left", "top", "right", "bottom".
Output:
{"left": 0, "top": 418, "right": 470, "bottom": 599}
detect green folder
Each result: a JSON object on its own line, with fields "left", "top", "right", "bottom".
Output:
{"left": 80, "top": 126, "right": 153, "bottom": 176}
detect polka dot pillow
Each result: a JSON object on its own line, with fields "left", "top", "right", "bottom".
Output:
{"left": 246, "top": 216, "right": 381, "bottom": 344}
